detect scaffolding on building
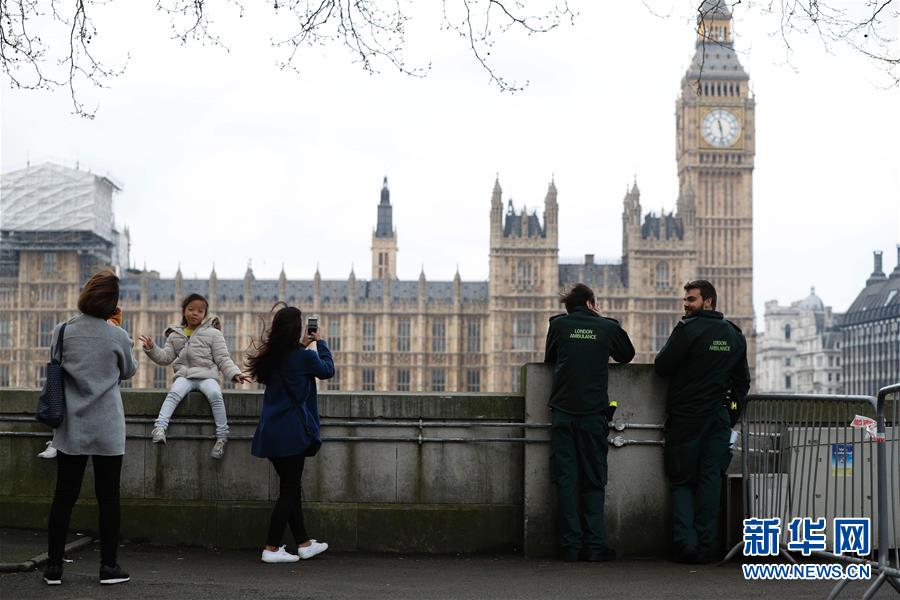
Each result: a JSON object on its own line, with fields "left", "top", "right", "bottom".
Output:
{"left": 1, "top": 162, "right": 129, "bottom": 279}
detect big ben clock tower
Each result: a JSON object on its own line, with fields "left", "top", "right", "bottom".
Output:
{"left": 676, "top": 0, "right": 756, "bottom": 349}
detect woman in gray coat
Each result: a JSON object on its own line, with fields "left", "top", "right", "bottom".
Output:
{"left": 43, "top": 270, "right": 137, "bottom": 586}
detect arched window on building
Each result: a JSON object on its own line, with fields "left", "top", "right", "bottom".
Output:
{"left": 653, "top": 317, "right": 672, "bottom": 352}
{"left": 785, "top": 324, "right": 792, "bottom": 341}
{"left": 655, "top": 262, "right": 669, "bottom": 290}
{"left": 512, "top": 315, "right": 534, "bottom": 351}
{"left": 516, "top": 261, "right": 533, "bottom": 290}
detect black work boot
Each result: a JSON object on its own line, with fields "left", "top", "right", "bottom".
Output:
{"left": 586, "top": 546, "right": 617, "bottom": 562}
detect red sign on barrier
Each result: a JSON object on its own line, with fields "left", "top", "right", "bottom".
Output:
{"left": 850, "top": 415, "right": 885, "bottom": 442}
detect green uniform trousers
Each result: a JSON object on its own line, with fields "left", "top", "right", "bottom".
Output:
{"left": 550, "top": 410, "right": 609, "bottom": 552}
{"left": 664, "top": 406, "right": 732, "bottom": 555}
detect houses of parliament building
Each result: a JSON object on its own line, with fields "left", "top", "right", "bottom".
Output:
{"left": 0, "top": 3, "right": 755, "bottom": 393}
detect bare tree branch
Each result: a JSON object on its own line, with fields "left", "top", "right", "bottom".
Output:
{"left": 0, "top": 0, "right": 127, "bottom": 117}
{"left": 3, "top": 1, "right": 896, "bottom": 119}
{"left": 441, "top": 0, "right": 576, "bottom": 91}
{"left": 692, "top": 0, "right": 900, "bottom": 87}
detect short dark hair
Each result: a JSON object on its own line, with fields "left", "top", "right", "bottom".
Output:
{"left": 77, "top": 270, "right": 120, "bottom": 319}
{"left": 560, "top": 283, "right": 595, "bottom": 313}
{"left": 181, "top": 293, "right": 209, "bottom": 326}
{"left": 684, "top": 279, "right": 717, "bottom": 309}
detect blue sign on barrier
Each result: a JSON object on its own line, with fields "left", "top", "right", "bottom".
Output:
{"left": 831, "top": 444, "right": 853, "bottom": 476}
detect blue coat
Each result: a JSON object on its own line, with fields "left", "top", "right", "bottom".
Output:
{"left": 251, "top": 341, "right": 334, "bottom": 458}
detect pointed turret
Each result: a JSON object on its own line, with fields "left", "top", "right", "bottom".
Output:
{"left": 346, "top": 265, "right": 356, "bottom": 309}
{"left": 891, "top": 245, "right": 900, "bottom": 280}
{"left": 372, "top": 176, "right": 398, "bottom": 279}
{"left": 313, "top": 264, "right": 321, "bottom": 298}
{"left": 375, "top": 176, "right": 393, "bottom": 237}
{"left": 623, "top": 178, "right": 642, "bottom": 226}
{"left": 208, "top": 263, "right": 217, "bottom": 304}
{"left": 418, "top": 266, "right": 426, "bottom": 307}
{"left": 867, "top": 251, "right": 888, "bottom": 285}
{"left": 684, "top": 0, "right": 748, "bottom": 84}
{"left": 544, "top": 177, "right": 558, "bottom": 243}
{"left": 243, "top": 260, "right": 254, "bottom": 307}
{"left": 174, "top": 263, "right": 183, "bottom": 301}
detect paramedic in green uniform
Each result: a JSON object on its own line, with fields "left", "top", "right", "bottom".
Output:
{"left": 544, "top": 283, "right": 635, "bottom": 562}
{"left": 654, "top": 280, "right": 751, "bottom": 564}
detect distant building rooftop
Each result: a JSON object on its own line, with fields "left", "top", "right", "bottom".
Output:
{"left": 1, "top": 162, "right": 121, "bottom": 243}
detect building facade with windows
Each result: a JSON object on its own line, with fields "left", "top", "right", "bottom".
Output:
{"left": 841, "top": 249, "right": 900, "bottom": 396}
{"left": 756, "top": 289, "right": 843, "bottom": 394}
{"left": 0, "top": 162, "right": 130, "bottom": 389}
{"left": 0, "top": 2, "right": 756, "bottom": 392}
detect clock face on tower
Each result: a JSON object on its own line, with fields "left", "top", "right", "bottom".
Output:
{"left": 701, "top": 109, "right": 741, "bottom": 147}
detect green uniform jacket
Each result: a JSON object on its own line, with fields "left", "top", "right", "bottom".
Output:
{"left": 654, "top": 310, "right": 751, "bottom": 419}
{"left": 544, "top": 306, "right": 635, "bottom": 415}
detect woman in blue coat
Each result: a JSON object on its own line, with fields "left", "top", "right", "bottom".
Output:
{"left": 247, "top": 305, "right": 334, "bottom": 564}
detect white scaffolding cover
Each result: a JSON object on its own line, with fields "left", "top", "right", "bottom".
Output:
{"left": 0, "top": 162, "right": 121, "bottom": 242}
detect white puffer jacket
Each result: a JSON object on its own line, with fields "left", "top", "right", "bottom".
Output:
{"left": 145, "top": 314, "right": 241, "bottom": 382}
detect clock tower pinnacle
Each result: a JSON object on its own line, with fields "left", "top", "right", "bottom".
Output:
{"left": 676, "top": 0, "right": 756, "bottom": 354}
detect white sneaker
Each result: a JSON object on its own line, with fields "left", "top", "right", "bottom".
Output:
{"left": 38, "top": 442, "right": 57, "bottom": 459}
{"left": 151, "top": 427, "right": 166, "bottom": 444}
{"left": 297, "top": 540, "right": 328, "bottom": 560}
{"left": 261, "top": 546, "right": 299, "bottom": 563}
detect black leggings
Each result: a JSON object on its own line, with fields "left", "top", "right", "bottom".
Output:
{"left": 47, "top": 452, "right": 123, "bottom": 567}
{"left": 265, "top": 455, "right": 309, "bottom": 548}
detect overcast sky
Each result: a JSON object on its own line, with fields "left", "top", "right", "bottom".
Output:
{"left": 1, "top": 1, "right": 898, "bottom": 331}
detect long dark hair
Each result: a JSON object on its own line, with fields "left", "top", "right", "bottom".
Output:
{"left": 246, "top": 303, "right": 303, "bottom": 384}
{"left": 180, "top": 293, "right": 209, "bottom": 326}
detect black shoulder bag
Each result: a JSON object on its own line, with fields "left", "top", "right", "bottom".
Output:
{"left": 36, "top": 322, "right": 67, "bottom": 428}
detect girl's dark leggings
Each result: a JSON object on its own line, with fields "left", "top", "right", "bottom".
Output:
{"left": 265, "top": 454, "right": 309, "bottom": 547}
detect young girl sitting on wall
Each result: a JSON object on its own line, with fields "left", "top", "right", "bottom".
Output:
{"left": 139, "top": 293, "right": 248, "bottom": 459}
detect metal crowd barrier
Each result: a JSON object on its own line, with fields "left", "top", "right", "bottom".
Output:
{"left": 722, "top": 385, "right": 900, "bottom": 599}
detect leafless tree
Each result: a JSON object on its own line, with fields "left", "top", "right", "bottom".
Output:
{"left": 0, "top": 0, "right": 574, "bottom": 118}
{"left": 2, "top": 1, "right": 896, "bottom": 119}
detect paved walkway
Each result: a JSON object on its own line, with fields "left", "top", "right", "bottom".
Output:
{"left": 0, "top": 528, "right": 86, "bottom": 568}
{"left": 2, "top": 537, "right": 897, "bottom": 599}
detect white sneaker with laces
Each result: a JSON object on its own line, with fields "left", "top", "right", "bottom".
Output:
{"left": 298, "top": 540, "right": 328, "bottom": 560}
{"left": 151, "top": 427, "right": 166, "bottom": 444}
{"left": 261, "top": 546, "right": 299, "bottom": 563}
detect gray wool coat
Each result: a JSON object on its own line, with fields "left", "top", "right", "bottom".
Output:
{"left": 50, "top": 314, "right": 138, "bottom": 456}
{"left": 144, "top": 314, "right": 241, "bottom": 382}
